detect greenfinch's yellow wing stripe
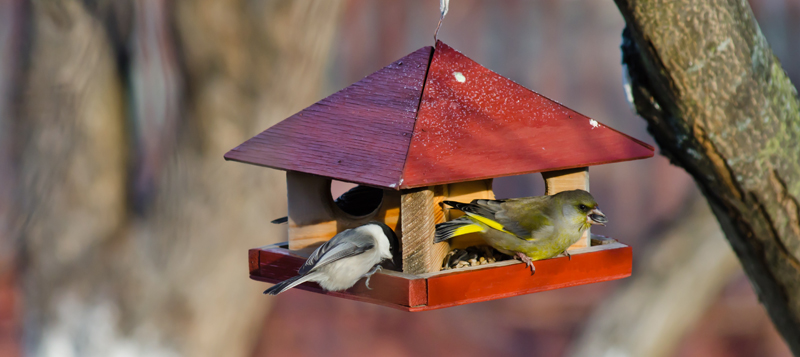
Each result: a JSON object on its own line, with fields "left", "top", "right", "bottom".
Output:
{"left": 465, "top": 212, "right": 538, "bottom": 241}
{"left": 464, "top": 212, "right": 504, "bottom": 230}
{"left": 452, "top": 224, "right": 484, "bottom": 237}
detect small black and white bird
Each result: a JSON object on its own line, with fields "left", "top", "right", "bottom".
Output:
{"left": 263, "top": 221, "right": 400, "bottom": 295}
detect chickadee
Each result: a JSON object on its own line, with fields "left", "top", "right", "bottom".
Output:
{"left": 435, "top": 189, "right": 607, "bottom": 273}
{"left": 264, "top": 221, "right": 400, "bottom": 295}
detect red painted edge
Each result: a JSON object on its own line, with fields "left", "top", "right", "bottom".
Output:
{"left": 423, "top": 246, "right": 632, "bottom": 310}
{"left": 248, "top": 249, "right": 260, "bottom": 275}
{"left": 249, "top": 244, "right": 632, "bottom": 311}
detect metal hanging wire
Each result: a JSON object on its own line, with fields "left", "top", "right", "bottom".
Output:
{"left": 434, "top": 0, "right": 449, "bottom": 42}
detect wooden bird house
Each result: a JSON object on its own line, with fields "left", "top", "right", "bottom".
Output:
{"left": 226, "top": 41, "right": 654, "bottom": 311}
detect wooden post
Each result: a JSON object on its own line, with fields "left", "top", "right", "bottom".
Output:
{"left": 542, "top": 167, "right": 590, "bottom": 248}
{"left": 286, "top": 171, "right": 401, "bottom": 250}
{"left": 439, "top": 179, "right": 495, "bottom": 250}
{"left": 287, "top": 171, "right": 337, "bottom": 250}
{"left": 401, "top": 187, "right": 448, "bottom": 274}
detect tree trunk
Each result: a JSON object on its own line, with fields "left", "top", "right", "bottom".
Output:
{"left": 16, "top": 1, "right": 342, "bottom": 356}
{"left": 614, "top": 0, "right": 800, "bottom": 353}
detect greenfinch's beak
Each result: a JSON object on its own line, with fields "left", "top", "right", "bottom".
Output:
{"left": 588, "top": 208, "right": 607, "bottom": 226}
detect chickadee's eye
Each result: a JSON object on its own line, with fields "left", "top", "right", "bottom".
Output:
{"left": 579, "top": 204, "right": 588, "bottom": 211}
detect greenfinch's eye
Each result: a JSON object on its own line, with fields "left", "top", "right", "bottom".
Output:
{"left": 579, "top": 204, "right": 588, "bottom": 211}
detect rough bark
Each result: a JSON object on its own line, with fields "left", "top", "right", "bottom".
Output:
{"left": 16, "top": 1, "right": 342, "bottom": 356}
{"left": 614, "top": 0, "right": 800, "bottom": 353}
{"left": 569, "top": 198, "right": 740, "bottom": 357}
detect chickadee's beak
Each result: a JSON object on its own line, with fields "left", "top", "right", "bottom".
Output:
{"left": 588, "top": 208, "right": 608, "bottom": 226}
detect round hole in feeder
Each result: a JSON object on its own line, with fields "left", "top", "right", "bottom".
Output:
{"left": 330, "top": 180, "right": 383, "bottom": 218}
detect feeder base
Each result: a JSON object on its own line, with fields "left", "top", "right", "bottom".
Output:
{"left": 249, "top": 236, "right": 632, "bottom": 311}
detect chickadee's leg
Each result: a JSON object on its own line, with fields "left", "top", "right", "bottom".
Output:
{"left": 514, "top": 252, "right": 535, "bottom": 275}
{"left": 362, "top": 265, "right": 383, "bottom": 290}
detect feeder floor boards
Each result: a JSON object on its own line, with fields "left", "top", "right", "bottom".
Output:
{"left": 250, "top": 236, "right": 631, "bottom": 311}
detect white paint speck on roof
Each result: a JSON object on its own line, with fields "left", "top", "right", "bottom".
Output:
{"left": 453, "top": 72, "right": 466, "bottom": 83}
{"left": 590, "top": 119, "right": 599, "bottom": 129}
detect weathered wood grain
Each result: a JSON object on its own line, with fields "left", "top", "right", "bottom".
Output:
{"left": 400, "top": 188, "right": 448, "bottom": 274}
{"left": 225, "top": 46, "right": 433, "bottom": 189}
{"left": 403, "top": 41, "right": 654, "bottom": 188}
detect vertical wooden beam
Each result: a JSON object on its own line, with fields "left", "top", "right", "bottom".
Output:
{"left": 441, "top": 179, "right": 495, "bottom": 249}
{"left": 286, "top": 171, "right": 402, "bottom": 250}
{"left": 287, "top": 171, "right": 337, "bottom": 250}
{"left": 542, "top": 167, "right": 590, "bottom": 248}
{"left": 401, "top": 187, "right": 448, "bottom": 274}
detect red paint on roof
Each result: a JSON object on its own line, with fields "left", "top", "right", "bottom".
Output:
{"left": 226, "top": 42, "right": 654, "bottom": 189}
{"left": 224, "top": 46, "right": 433, "bottom": 188}
{"left": 400, "top": 42, "right": 654, "bottom": 188}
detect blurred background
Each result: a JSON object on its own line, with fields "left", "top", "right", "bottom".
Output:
{"left": 0, "top": 0, "right": 798, "bottom": 356}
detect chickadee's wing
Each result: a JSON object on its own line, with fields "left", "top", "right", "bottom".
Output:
{"left": 298, "top": 229, "right": 375, "bottom": 275}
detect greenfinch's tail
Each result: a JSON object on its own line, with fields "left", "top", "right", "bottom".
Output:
{"left": 434, "top": 217, "right": 484, "bottom": 243}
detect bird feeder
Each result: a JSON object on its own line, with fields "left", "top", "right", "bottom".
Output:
{"left": 226, "top": 41, "right": 654, "bottom": 311}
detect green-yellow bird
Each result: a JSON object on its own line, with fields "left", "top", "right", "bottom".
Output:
{"left": 434, "top": 189, "right": 607, "bottom": 273}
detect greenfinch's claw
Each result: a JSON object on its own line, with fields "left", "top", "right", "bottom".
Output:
{"left": 515, "top": 252, "right": 536, "bottom": 275}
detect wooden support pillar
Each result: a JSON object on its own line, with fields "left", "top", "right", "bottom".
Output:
{"left": 286, "top": 171, "right": 400, "bottom": 250}
{"left": 401, "top": 187, "right": 448, "bottom": 275}
{"left": 542, "top": 167, "right": 590, "bottom": 249}
{"left": 287, "top": 171, "right": 337, "bottom": 250}
{"left": 439, "top": 179, "right": 495, "bottom": 250}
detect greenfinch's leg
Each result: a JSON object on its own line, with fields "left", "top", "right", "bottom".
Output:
{"left": 554, "top": 250, "right": 572, "bottom": 260}
{"left": 515, "top": 252, "right": 535, "bottom": 275}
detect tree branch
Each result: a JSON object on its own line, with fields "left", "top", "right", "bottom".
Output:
{"left": 614, "top": 0, "right": 800, "bottom": 353}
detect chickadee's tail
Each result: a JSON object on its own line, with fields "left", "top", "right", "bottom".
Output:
{"left": 263, "top": 274, "right": 311, "bottom": 295}
{"left": 434, "top": 217, "right": 484, "bottom": 243}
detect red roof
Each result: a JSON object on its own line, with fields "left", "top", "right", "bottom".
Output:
{"left": 225, "top": 41, "right": 654, "bottom": 189}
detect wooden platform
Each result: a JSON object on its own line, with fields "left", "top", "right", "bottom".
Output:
{"left": 250, "top": 237, "right": 632, "bottom": 311}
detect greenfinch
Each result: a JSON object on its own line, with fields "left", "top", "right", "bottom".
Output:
{"left": 434, "top": 189, "right": 607, "bottom": 273}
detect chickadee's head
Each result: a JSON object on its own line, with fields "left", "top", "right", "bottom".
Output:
{"left": 555, "top": 189, "right": 608, "bottom": 227}
{"left": 370, "top": 221, "right": 402, "bottom": 271}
